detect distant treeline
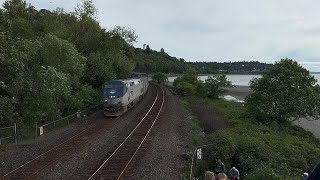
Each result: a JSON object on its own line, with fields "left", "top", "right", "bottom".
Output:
{"left": 134, "top": 45, "right": 272, "bottom": 74}
{"left": 190, "top": 61, "right": 272, "bottom": 74}
{"left": 134, "top": 46, "right": 189, "bottom": 74}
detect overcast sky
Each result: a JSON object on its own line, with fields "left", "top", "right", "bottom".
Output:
{"left": 1, "top": 0, "right": 320, "bottom": 71}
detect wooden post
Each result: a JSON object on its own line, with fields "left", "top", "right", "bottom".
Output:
{"left": 34, "top": 122, "right": 38, "bottom": 139}
{"left": 14, "top": 123, "right": 17, "bottom": 145}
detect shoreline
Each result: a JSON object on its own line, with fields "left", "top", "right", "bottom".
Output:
{"left": 224, "top": 85, "right": 251, "bottom": 101}
{"left": 225, "top": 86, "right": 320, "bottom": 139}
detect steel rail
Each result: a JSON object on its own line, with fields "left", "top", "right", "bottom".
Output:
{"left": 0, "top": 118, "right": 108, "bottom": 180}
{"left": 116, "top": 85, "right": 164, "bottom": 180}
{"left": 0, "top": 85, "right": 156, "bottom": 180}
{"left": 88, "top": 84, "right": 164, "bottom": 180}
{"left": 0, "top": 126, "right": 14, "bottom": 130}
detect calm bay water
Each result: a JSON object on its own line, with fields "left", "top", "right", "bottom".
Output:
{"left": 168, "top": 73, "right": 320, "bottom": 86}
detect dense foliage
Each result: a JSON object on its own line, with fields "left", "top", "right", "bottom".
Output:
{"left": 134, "top": 47, "right": 190, "bottom": 74}
{"left": 0, "top": 0, "right": 136, "bottom": 126}
{"left": 173, "top": 69, "right": 231, "bottom": 98}
{"left": 196, "top": 99, "right": 320, "bottom": 179}
{"left": 246, "top": 58, "right": 320, "bottom": 122}
{"left": 151, "top": 72, "right": 168, "bottom": 84}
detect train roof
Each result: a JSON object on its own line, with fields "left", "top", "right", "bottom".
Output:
{"left": 131, "top": 72, "right": 148, "bottom": 78}
{"left": 105, "top": 79, "right": 141, "bottom": 86}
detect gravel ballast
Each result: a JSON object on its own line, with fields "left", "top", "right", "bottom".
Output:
{"left": 0, "top": 109, "right": 104, "bottom": 176}
{"left": 0, "top": 85, "right": 157, "bottom": 179}
{"left": 36, "top": 85, "right": 157, "bottom": 179}
{"left": 131, "top": 86, "right": 193, "bottom": 180}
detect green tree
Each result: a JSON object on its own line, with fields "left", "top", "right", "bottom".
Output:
{"left": 152, "top": 72, "right": 168, "bottom": 84}
{"left": 175, "top": 81, "right": 195, "bottom": 96}
{"left": 74, "top": 0, "right": 96, "bottom": 19}
{"left": 204, "top": 75, "right": 231, "bottom": 99}
{"left": 173, "top": 68, "right": 200, "bottom": 96}
{"left": 246, "top": 58, "right": 320, "bottom": 122}
{"left": 145, "top": 45, "right": 151, "bottom": 55}
{"left": 109, "top": 26, "right": 138, "bottom": 45}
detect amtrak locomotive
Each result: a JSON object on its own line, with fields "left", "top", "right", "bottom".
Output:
{"left": 103, "top": 73, "right": 149, "bottom": 116}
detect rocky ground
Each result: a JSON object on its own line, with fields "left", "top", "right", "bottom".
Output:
{"left": 132, "top": 86, "right": 193, "bottom": 180}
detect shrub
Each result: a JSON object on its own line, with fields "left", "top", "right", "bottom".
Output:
{"left": 175, "top": 81, "right": 196, "bottom": 96}
{"left": 245, "top": 58, "right": 320, "bottom": 122}
{"left": 151, "top": 72, "right": 168, "bottom": 84}
{"left": 245, "top": 165, "right": 285, "bottom": 180}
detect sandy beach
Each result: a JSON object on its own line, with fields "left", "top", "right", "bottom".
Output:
{"left": 225, "top": 86, "right": 320, "bottom": 139}
{"left": 224, "top": 85, "right": 251, "bottom": 101}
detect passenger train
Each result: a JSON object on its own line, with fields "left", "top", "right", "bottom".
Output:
{"left": 103, "top": 73, "right": 149, "bottom": 116}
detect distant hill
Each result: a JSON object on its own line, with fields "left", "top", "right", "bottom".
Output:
{"left": 134, "top": 46, "right": 272, "bottom": 74}
{"left": 190, "top": 61, "right": 273, "bottom": 74}
{"left": 133, "top": 47, "right": 190, "bottom": 74}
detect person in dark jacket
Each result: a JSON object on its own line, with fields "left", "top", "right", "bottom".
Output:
{"left": 214, "top": 159, "right": 225, "bottom": 174}
{"left": 229, "top": 167, "right": 240, "bottom": 180}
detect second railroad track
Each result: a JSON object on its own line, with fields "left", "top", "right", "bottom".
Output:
{"left": 88, "top": 84, "right": 165, "bottom": 180}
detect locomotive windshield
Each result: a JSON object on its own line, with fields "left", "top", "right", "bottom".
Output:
{"left": 104, "top": 81, "right": 127, "bottom": 98}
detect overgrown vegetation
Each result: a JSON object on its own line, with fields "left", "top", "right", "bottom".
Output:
{"left": 151, "top": 72, "right": 168, "bottom": 84}
{"left": 134, "top": 47, "right": 190, "bottom": 74}
{"left": 173, "top": 68, "right": 231, "bottom": 98}
{"left": 194, "top": 99, "right": 320, "bottom": 179}
{"left": 246, "top": 58, "right": 320, "bottom": 123}
{"left": 0, "top": 0, "right": 136, "bottom": 126}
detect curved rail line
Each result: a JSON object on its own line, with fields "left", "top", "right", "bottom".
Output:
{"left": 0, "top": 118, "right": 121, "bottom": 180}
{"left": 0, "top": 85, "right": 158, "bottom": 180}
{"left": 88, "top": 85, "right": 165, "bottom": 180}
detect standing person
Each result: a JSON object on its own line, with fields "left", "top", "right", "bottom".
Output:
{"left": 214, "top": 159, "right": 225, "bottom": 174}
{"left": 303, "top": 172, "right": 308, "bottom": 180}
{"left": 76, "top": 110, "right": 81, "bottom": 119}
{"left": 229, "top": 167, "right": 240, "bottom": 180}
{"left": 204, "top": 171, "right": 215, "bottom": 180}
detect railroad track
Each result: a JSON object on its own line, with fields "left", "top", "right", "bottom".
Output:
{"left": 0, "top": 85, "right": 159, "bottom": 180}
{"left": 0, "top": 116, "right": 120, "bottom": 180}
{"left": 88, "top": 84, "right": 164, "bottom": 180}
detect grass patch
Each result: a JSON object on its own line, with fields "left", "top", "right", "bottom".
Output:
{"left": 180, "top": 98, "right": 191, "bottom": 109}
{"left": 191, "top": 116, "right": 204, "bottom": 146}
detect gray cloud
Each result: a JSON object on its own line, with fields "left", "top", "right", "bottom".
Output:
{"left": 1, "top": 0, "right": 320, "bottom": 71}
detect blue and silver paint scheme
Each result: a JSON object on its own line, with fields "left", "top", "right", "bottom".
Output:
{"left": 103, "top": 78, "right": 148, "bottom": 117}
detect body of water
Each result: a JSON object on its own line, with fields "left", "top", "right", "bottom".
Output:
{"left": 168, "top": 73, "right": 320, "bottom": 86}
